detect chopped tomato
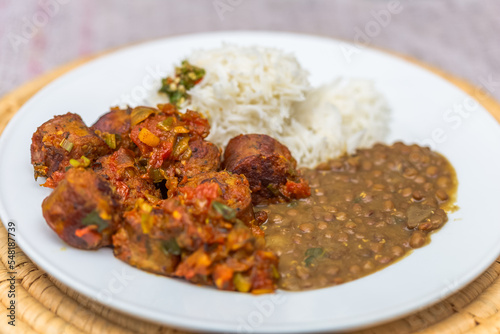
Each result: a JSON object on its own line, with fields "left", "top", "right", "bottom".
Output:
{"left": 150, "top": 141, "right": 173, "bottom": 168}
{"left": 283, "top": 179, "right": 311, "bottom": 199}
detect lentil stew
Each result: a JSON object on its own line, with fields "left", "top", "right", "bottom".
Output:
{"left": 262, "top": 142, "right": 457, "bottom": 291}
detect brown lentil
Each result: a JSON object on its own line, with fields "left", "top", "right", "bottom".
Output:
{"left": 383, "top": 200, "right": 395, "bottom": 211}
{"left": 409, "top": 231, "right": 426, "bottom": 248}
{"left": 324, "top": 213, "right": 334, "bottom": 222}
{"left": 336, "top": 212, "right": 347, "bottom": 221}
{"left": 426, "top": 166, "right": 438, "bottom": 177}
{"left": 391, "top": 246, "right": 404, "bottom": 257}
{"left": 401, "top": 187, "right": 413, "bottom": 197}
{"left": 363, "top": 261, "right": 375, "bottom": 271}
{"left": 415, "top": 176, "right": 426, "bottom": 184}
{"left": 436, "top": 189, "right": 449, "bottom": 201}
{"left": 299, "top": 223, "right": 314, "bottom": 233}
{"left": 317, "top": 221, "right": 328, "bottom": 230}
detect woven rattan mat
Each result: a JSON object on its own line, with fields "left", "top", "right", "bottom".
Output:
{"left": 1, "top": 52, "right": 500, "bottom": 334}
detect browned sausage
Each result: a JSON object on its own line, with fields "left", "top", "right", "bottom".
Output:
{"left": 93, "top": 148, "right": 162, "bottom": 208}
{"left": 222, "top": 134, "right": 310, "bottom": 205}
{"left": 178, "top": 138, "right": 221, "bottom": 178}
{"left": 112, "top": 184, "right": 278, "bottom": 291}
{"left": 178, "top": 171, "right": 254, "bottom": 225}
{"left": 91, "top": 107, "right": 135, "bottom": 150}
{"left": 112, "top": 205, "right": 180, "bottom": 276}
{"left": 31, "top": 113, "right": 111, "bottom": 187}
{"left": 128, "top": 106, "right": 218, "bottom": 192}
{"left": 42, "top": 168, "right": 120, "bottom": 250}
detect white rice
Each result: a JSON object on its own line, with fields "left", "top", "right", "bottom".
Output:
{"left": 147, "top": 45, "right": 390, "bottom": 168}
{"left": 287, "top": 79, "right": 391, "bottom": 167}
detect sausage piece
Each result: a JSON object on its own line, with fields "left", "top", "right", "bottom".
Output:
{"left": 91, "top": 107, "right": 135, "bottom": 150}
{"left": 178, "top": 171, "right": 254, "bottom": 225}
{"left": 177, "top": 138, "right": 221, "bottom": 178}
{"left": 42, "top": 168, "right": 120, "bottom": 250}
{"left": 112, "top": 204, "right": 180, "bottom": 276}
{"left": 93, "top": 148, "right": 162, "bottom": 208}
{"left": 112, "top": 183, "right": 279, "bottom": 292}
{"left": 31, "top": 113, "right": 111, "bottom": 187}
{"left": 223, "top": 134, "right": 310, "bottom": 205}
{"left": 129, "top": 105, "right": 209, "bottom": 161}
{"left": 128, "top": 105, "right": 218, "bottom": 190}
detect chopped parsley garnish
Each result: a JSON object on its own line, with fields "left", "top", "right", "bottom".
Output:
{"left": 159, "top": 60, "right": 205, "bottom": 107}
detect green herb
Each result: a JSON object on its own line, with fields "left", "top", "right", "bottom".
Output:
{"left": 81, "top": 210, "right": 109, "bottom": 232}
{"left": 287, "top": 201, "right": 298, "bottom": 208}
{"left": 212, "top": 201, "right": 237, "bottom": 220}
{"left": 172, "top": 136, "right": 190, "bottom": 158}
{"left": 353, "top": 192, "right": 366, "bottom": 203}
{"left": 304, "top": 247, "right": 325, "bottom": 267}
{"left": 103, "top": 133, "right": 117, "bottom": 149}
{"left": 304, "top": 256, "right": 316, "bottom": 267}
{"left": 266, "top": 184, "right": 281, "bottom": 197}
{"left": 159, "top": 60, "right": 205, "bottom": 107}
{"left": 162, "top": 238, "right": 181, "bottom": 256}
{"left": 60, "top": 138, "right": 74, "bottom": 152}
{"left": 305, "top": 247, "right": 325, "bottom": 257}
{"left": 156, "top": 117, "right": 175, "bottom": 132}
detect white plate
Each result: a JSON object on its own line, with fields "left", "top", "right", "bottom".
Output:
{"left": 1, "top": 31, "right": 500, "bottom": 333}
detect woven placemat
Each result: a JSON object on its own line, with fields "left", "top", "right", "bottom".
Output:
{"left": 1, "top": 51, "right": 500, "bottom": 334}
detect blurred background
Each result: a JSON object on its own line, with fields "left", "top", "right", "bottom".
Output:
{"left": 0, "top": 0, "right": 499, "bottom": 100}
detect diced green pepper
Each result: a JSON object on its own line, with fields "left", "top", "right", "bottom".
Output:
{"left": 82, "top": 210, "right": 109, "bottom": 233}
{"left": 162, "top": 238, "right": 181, "bottom": 256}
{"left": 212, "top": 201, "right": 237, "bottom": 220}
{"left": 60, "top": 138, "right": 74, "bottom": 152}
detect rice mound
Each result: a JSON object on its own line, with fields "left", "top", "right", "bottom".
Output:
{"left": 288, "top": 79, "right": 391, "bottom": 168}
{"left": 149, "top": 45, "right": 390, "bottom": 168}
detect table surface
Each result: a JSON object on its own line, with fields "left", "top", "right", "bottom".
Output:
{"left": 1, "top": 0, "right": 499, "bottom": 101}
